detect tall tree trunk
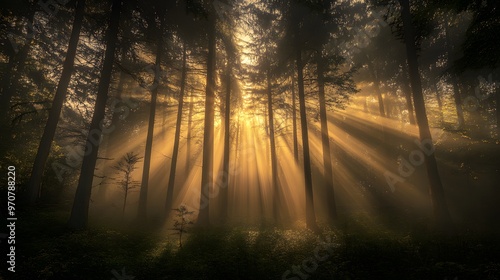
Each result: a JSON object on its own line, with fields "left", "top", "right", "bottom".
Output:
{"left": 165, "top": 43, "right": 187, "bottom": 215}
{"left": 162, "top": 77, "right": 170, "bottom": 140}
{"left": 433, "top": 82, "right": 445, "bottom": 125}
{"left": 264, "top": 100, "right": 269, "bottom": 134}
{"left": 385, "top": 92, "right": 394, "bottom": 119}
{"left": 97, "top": 18, "right": 134, "bottom": 199}
{"left": 400, "top": 0, "right": 453, "bottom": 231}
{"left": 291, "top": 71, "right": 299, "bottom": 162}
{"left": 367, "top": 58, "right": 386, "bottom": 117}
{"left": 219, "top": 59, "right": 232, "bottom": 223}
{"left": 197, "top": 12, "right": 216, "bottom": 227}
{"left": 451, "top": 79, "right": 464, "bottom": 128}
{"left": 68, "top": 0, "right": 122, "bottom": 230}
{"left": 27, "top": 0, "right": 86, "bottom": 205}
{"left": 401, "top": 62, "right": 416, "bottom": 125}
{"left": 96, "top": 63, "right": 127, "bottom": 199}
{"left": 296, "top": 49, "right": 318, "bottom": 231}
{"left": 444, "top": 19, "right": 465, "bottom": 128}
{"left": 185, "top": 91, "right": 194, "bottom": 171}
{"left": 267, "top": 67, "right": 280, "bottom": 223}
{"left": 232, "top": 111, "right": 241, "bottom": 188}
{"left": 122, "top": 182, "right": 128, "bottom": 218}
{"left": 317, "top": 57, "right": 337, "bottom": 223}
{"left": 138, "top": 18, "right": 165, "bottom": 220}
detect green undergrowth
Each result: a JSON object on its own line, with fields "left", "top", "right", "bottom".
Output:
{"left": 6, "top": 209, "right": 500, "bottom": 280}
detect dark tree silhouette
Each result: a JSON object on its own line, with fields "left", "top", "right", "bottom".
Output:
{"left": 291, "top": 70, "right": 299, "bottom": 162}
{"left": 27, "top": 0, "right": 86, "bottom": 205}
{"left": 165, "top": 42, "right": 188, "bottom": 216}
{"left": 399, "top": 0, "right": 453, "bottom": 231}
{"left": 113, "top": 152, "right": 142, "bottom": 218}
{"left": 316, "top": 55, "right": 338, "bottom": 223}
{"left": 197, "top": 0, "right": 217, "bottom": 227}
{"left": 138, "top": 6, "right": 166, "bottom": 221}
{"left": 68, "top": 0, "right": 123, "bottom": 230}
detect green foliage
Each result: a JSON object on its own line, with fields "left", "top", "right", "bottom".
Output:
{"left": 170, "top": 205, "right": 194, "bottom": 248}
{"left": 113, "top": 152, "right": 142, "bottom": 217}
{"left": 113, "top": 152, "right": 142, "bottom": 192}
{"left": 13, "top": 209, "right": 500, "bottom": 280}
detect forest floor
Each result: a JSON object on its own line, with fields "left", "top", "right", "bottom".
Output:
{"left": 6, "top": 207, "right": 500, "bottom": 280}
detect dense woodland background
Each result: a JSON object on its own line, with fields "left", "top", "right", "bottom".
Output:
{"left": 0, "top": 0, "right": 499, "bottom": 279}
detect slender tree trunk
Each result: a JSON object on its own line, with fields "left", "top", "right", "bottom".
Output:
{"left": 98, "top": 17, "right": 133, "bottom": 185}
{"left": 296, "top": 49, "right": 318, "bottom": 231}
{"left": 220, "top": 59, "right": 232, "bottom": 223}
{"left": 451, "top": 79, "right": 464, "bottom": 127}
{"left": 433, "top": 82, "right": 445, "bottom": 124}
{"left": 138, "top": 19, "right": 165, "bottom": 220}
{"left": 291, "top": 71, "right": 299, "bottom": 162}
{"left": 162, "top": 78, "right": 169, "bottom": 139}
{"left": 266, "top": 67, "right": 280, "bottom": 223}
{"left": 401, "top": 62, "right": 416, "bottom": 125}
{"left": 264, "top": 100, "right": 269, "bottom": 134}
{"left": 233, "top": 112, "right": 241, "bottom": 188}
{"left": 400, "top": 0, "right": 453, "bottom": 231}
{"left": 97, "top": 65, "right": 127, "bottom": 199}
{"left": 165, "top": 43, "right": 187, "bottom": 215}
{"left": 375, "top": 77, "right": 386, "bottom": 117}
{"left": 185, "top": 91, "right": 194, "bottom": 171}
{"left": 444, "top": 19, "right": 465, "bottom": 128}
{"left": 229, "top": 112, "right": 240, "bottom": 219}
{"left": 123, "top": 182, "right": 128, "bottom": 218}
{"left": 197, "top": 12, "right": 216, "bottom": 227}
{"left": 367, "top": 56, "right": 391, "bottom": 166}
{"left": 385, "top": 92, "right": 394, "bottom": 119}
{"left": 179, "top": 229, "right": 183, "bottom": 248}
{"left": 162, "top": 92, "right": 169, "bottom": 140}
{"left": 27, "top": 0, "right": 86, "bottom": 205}
{"left": 317, "top": 58, "right": 337, "bottom": 223}
{"left": 367, "top": 58, "right": 386, "bottom": 117}
{"left": 68, "top": 0, "right": 122, "bottom": 230}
